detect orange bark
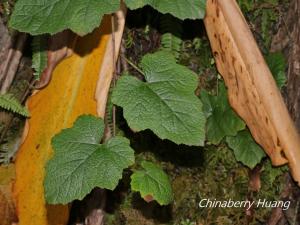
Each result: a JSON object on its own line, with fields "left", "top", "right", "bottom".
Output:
{"left": 13, "top": 7, "right": 126, "bottom": 224}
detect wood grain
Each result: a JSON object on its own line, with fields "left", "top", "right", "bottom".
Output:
{"left": 204, "top": 0, "right": 300, "bottom": 184}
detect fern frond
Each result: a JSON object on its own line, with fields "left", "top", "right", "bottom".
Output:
{"left": 0, "top": 94, "right": 30, "bottom": 117}
{"left": 159, "top": 15, "right": 183, "bottom": 60}
{"left": 32, "top": 35, "right": 48, "bottom": 80}
{"left": 161, "top": 33, "right": 182, "bottom": 59}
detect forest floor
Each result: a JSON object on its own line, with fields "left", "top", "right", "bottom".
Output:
{"left": 1, "top": 0, "right": 300, "bottom": 225}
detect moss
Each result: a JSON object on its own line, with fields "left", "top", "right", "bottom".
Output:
{"left": 106, "top": 3, "right": 287, "bottom": 223}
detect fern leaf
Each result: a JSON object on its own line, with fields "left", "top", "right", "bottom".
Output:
{"left": 159, "top": 15, "right": 183, "bottom": 60}
{"left": 0, "top": 94, "right": 30, "bottom": 117}
{"left": 161, "top": 33, "right": 182, "bottom": 60}
{"left": 32, "top": 35, "right": 48, "bottom": 80}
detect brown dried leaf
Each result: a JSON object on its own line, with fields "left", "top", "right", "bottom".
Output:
{"left": 0, "top": 165, "right": 17, "bottom": 225}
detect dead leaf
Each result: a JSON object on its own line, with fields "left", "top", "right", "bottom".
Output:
{"left": 0, "top": 184, "right": 17, "bottom": 225}
{"left": 0, "top": 165, "right": 17, "bottom": 225}
{"left": 143, "top": 195, "right": 154, "bottom": 203}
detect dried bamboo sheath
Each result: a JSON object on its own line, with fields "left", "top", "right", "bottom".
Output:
{"left": 204, "top": 0, "right": 300, "bottom": 184}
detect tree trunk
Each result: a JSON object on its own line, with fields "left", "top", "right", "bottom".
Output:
{"left": 271, "top": 0, "right": 300, "bottom": 130}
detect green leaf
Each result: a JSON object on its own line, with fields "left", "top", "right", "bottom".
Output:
{"left": 200, "top": 83, "right": 245, "bottom": 144}
{"left": 32, "top": 35, "right": 48, "bottom": 80}
{"left": 9, "top": 0, "right": 120, "bottom": 35}
{"left": 0, "top": 94, "right": 29, "bottom": 117}
{"left": 44, "top": 115, "right": 135, "bottom": 204}
{"left": 237, "top": 0, "right": 255, "bottom": 12}
{"left": 261, "top": 160, "right": 288, "bottom": 185}
{"left": 112, "top": 51, "right": 206, "bottom": 146}
{"left": 124, "top": 0, "right": 206, "bottom": 20}
{"left": 265, "top": 52, "right": 287, "bottom": 89}
{"left": 131, "top": 161, "right": 173, "bottom": 205}
{"left": 226, "top": 130, "right": 266, "bottom": 169}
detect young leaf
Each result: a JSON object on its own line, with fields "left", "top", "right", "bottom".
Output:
{"left": 9, "top": 0, "right": 120, "bottom": 35}
{"left": 226, "top": 130, "right": 266, "bottom": 169}
{"left": 265, "top": 52, "right": 287, "bottom": 89}
{"left": 44, "top": 115, "right": 135, "bottom": 204}
{"left": 200, "top": 83, "right": 245, "bottom": 144}
{"left": 261, "top": 160, "right": 288, "bottom": 185}
{"left": 32, "top": 35, "right": 48, "bottom": 80}
{"left": 0, "top": 94, "right": 29, "bottom": 117}
{"left": 131, "top": 161, "right": 173, "bottom": 205}
{"left": 124, "top": 0, "right": 206, "bottom": 20}
{"left": 112, "top": 51, "right": 206, "bottom": 146}
{"left": 160, "top": 15, "right": 183, "bottom": 61}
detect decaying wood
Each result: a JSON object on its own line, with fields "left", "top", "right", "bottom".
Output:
{"left": 204, "top": 0, "right": 300, "bottom": 184}
{"left": 0, "top": 32, "right": 27, "bottom": 94}
{"left": 13, "top": 7, "right": 126, "bottom": 225}
{"left": 0, "top": 165, "right": 17, "bottom": 225}
{"left": 95, "top": 4, "right": 127, "bottom": 117}
{"left": 80, "top": 7, "right": 126, "bottom": 225}
{"left": 34, "top": 31, "right": 77, "bottom": 89}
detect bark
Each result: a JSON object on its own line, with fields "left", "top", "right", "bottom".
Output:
{"left": 204, "top": 0, "right": 300, "bottom": 183}
{"left": 271, "top": 0, "right": 300, "bottom": 130}
{"left": 270, "top": 0, "right": 300, "bottom": 224}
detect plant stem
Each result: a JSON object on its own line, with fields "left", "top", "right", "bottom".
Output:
{"left": 122, "top": 56, "right": 145, "bottom": 76}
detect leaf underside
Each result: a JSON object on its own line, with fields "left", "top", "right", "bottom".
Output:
{"left": 131, "top": 161, "right": 173, "bottom": 205}
{"left": 112, "top": 51, "right": 206, "bottom": 146}
{"left": 44, "top": 115, "right": 135, "bottom": 204}
{"left": 9, "top": 0, "right": 120, "bottom": 35}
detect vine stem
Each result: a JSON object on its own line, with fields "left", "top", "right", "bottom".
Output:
{"left": 111, "top": 14, "right": 117, "bottom": 137}
{"left": 121, "top": 56, "right": 146, "bottom": 76}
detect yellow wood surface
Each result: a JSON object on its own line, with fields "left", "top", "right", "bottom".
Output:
{"left": 205, "top": 0, "right": 300, "bottom": 184}
{"left": 13, "top": 18, "right": 112, "bottom": 225}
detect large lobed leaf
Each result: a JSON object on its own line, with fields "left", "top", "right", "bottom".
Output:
{"left": 112, "top": 51, "right": 206, "bottom": 146}
{"left": 125, "top": 0, "right": 206, "bottom": 20}
{"left": 131, "top": 161, "right": 173, "bottom": 205}
{"left": 9, "top": 0, "right": 120, "bottom": 35}
{"left": 226, "top": 130, "right": 266, "bottom": 169}
{"left": 265, "top": 52, "right": 287, "bottom": 89}
{"left": 200, "top": 82, "right": 245, "bottom": 144}
{"left": 44, "top": 115, "right": 135, "bottom": 204}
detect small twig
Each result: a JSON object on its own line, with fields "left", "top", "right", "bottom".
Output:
{"left": 121, "top": 56, "right": 145, "bottom": 76}
{"left": 120, "top": 39, "right": 129, "bottom": 72}
{"left": 111, "top": 14, "right": 117, "bottom": 138}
